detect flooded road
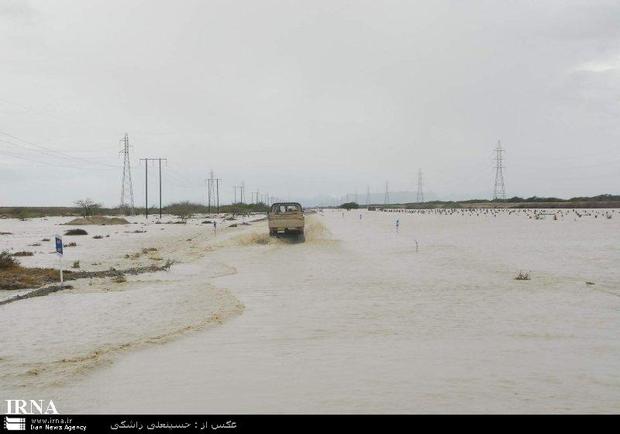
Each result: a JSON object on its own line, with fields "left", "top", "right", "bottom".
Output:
{"left": 2, "top": 210, "right": 619, "bottom": 413}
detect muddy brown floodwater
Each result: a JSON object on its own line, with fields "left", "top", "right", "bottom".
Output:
{"left": 1, "top": 210, "right": 619, "bottom": 413}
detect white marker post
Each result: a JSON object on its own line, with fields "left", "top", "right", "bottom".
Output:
{"left": 54, "top": 235, "right": 64, "bottom": 287}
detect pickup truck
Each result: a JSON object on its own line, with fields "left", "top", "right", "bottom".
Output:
{"left": 268, "top": 202, "right": 304, "bottom": 237}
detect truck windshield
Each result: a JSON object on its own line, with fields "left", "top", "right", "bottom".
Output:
{"left": 271, "top": 204, "right": 301, "bottom": 213}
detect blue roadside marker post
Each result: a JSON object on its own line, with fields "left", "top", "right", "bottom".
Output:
{"left": 55, "top": 235, "right": 64, "bottom": 287}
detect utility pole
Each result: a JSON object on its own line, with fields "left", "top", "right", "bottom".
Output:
{"left": 216, "top": 178, "right": 220, "bottom": 213}
{"left": 384, "top": 181, "right": 390, "bottom": 205}
{"left": 207, "top": 170, "right": 213, "bottom": 213}
{"left": 240, "top": 182, "right": 245, "bottom": 204}
{"left": 140, "top": 157, "right": 167, "bottom": 220}
{"left": 233, "top": 185, "right": 238, "bottom": 204}
{"left": 366, "top": 185, "right": 371, "bottom": 206}
{"left": 493, "top": 140, "right": 506, "bottom": 200}
{"left": 416, "top": 169, "right": 424, "bottom": 203}
{"left": 158, "top": 159, "right": 162, "bottom": 218}
{"left": 120, "top": 133, "right": 135, "bottom": 215}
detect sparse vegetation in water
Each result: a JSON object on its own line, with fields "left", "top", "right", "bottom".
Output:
{"left": 12, "top": 251, "right": 34, "bottom": 257}
{"left": 74, "top": 198, "right": 102, "bottom": 218}
{"left": 514, "top": 271, "right": 531, "bottom": 281}
{"left": 15, "top": 209, "right": 37, "bottom": 220}
{"left": 0, "top": 251, "right": 18, "bottom": 269}
{"left": 340, "top": 202, "right": 359, "bottom": 210}
{"left": 166, "top": 201, "right": 198, "bottom": 220}
{"left": 65, "top": 229, "right": 88, "bottom": 236}
{"left": 66, "top": 216, "right": 129, "bottom": 225}
{"left": 0, "top": 250, "right": 60, "bottom": 290}
{"left": 0, "top": 259, "right": 174, "bottom": 294}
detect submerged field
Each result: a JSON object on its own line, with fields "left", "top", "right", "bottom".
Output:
{"left": 0, "top": 209, "right": 619, "bottom": 413}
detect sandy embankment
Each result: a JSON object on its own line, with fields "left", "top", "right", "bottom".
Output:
{"left": 0, "top": 214, "right": 266, "bottom": 391}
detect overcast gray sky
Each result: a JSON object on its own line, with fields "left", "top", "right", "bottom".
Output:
{"left": 1, "top": 0, "right": 619, "bottom": 207}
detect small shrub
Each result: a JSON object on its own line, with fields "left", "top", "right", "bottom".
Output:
{"left": 514, "top": 271, "right": 531, "bottom": 281}
{"left": 64, "top": 242, "right": 77, "bottom": 248}
{"left": 72, "top": 260, "right": 80, "bottom": 269}
{"left": 166, "top": 201, "right": 201, "bottom": 220}
{"left": 42, "top": 238, "right": 50, "bottom": 242}
{"left": 340, "top": 202, "right": 359, "bottom": 210}
{"left": 93, "top": 235, "right": 103, "bottom": 239}
{"left": 0, "top": 251, "right": 18, "bottom": 269}
{"left": 12, "top": 251, "right": 34, "bottom": 257}
{"left": 65, "top": 229, "right": 88, "bottom": 236}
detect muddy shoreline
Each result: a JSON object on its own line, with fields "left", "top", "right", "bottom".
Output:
{"left": 0, "top": 260, "right": 175, "bottom": 306}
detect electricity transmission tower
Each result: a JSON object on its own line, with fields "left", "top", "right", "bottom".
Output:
{"left": 493, "top": 140, "right": 506, "bottom": 200}
{"left": 139, "top": 157, "right": 167, "bottom": 219}
{"left": 206, "top": 170, "right": 221, "bottom": 214}
{"left": 119, "top": 133, "right": 135, "bottom": 215}
{"left": 416, "top": 169, "right": 424, "bottom": 203}
{"left": 384, "top": 181, "right": 390, "bottom": 205}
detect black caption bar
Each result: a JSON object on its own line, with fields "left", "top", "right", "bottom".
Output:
{"left": 2, "top": 414, "right": 613, "bottom": 433}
